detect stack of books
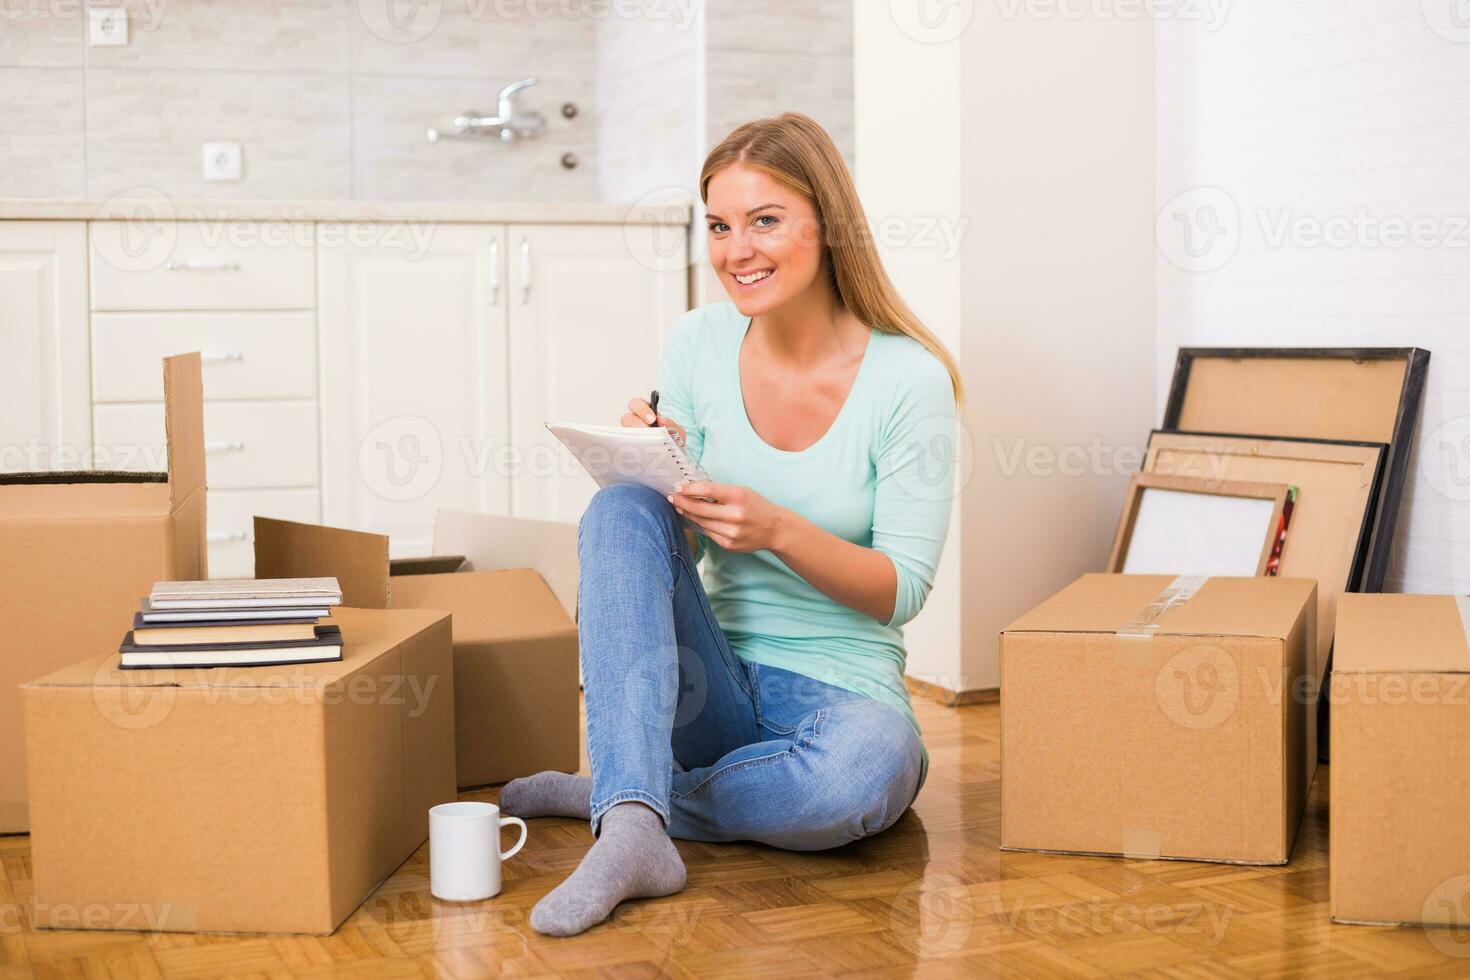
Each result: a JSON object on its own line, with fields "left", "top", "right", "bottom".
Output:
{"left": 119, "top": 577, "right": 345, "bottom": 669}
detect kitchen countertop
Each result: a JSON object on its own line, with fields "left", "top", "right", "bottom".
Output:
{"left": 0, "top": 197, "right": 694, "bottom": 225}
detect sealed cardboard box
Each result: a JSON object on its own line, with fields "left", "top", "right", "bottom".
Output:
{"left": 1001, "top": 574, "right": 1317, "bottom": 865}
{"left": 1, "top": 353, "right": 206, "bottom": 833}
{"left": 22, "top": 606, "right": 455, "bottom": 935}
{"left": 1330, "top": 593, "right": 1470, "bottom": 926}
{"left": 254, "top": 510, "right": 580, "bottom": 788}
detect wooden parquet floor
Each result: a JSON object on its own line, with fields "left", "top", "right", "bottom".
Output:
{"left": 3, "top": 695, "right": 1468, "bottom": 979}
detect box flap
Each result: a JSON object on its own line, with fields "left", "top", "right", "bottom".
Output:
{"left": 254, "top": 517, "right": 390, "bottom": 609}
{"left": 0, "top": 355, "right": 200, "bottom": 512}
{"left": 162, "top": 352, "right": 205, "bottom": 507}
{"left": 1172, "top": 351, "right": 1411, "bottom": 444}
{"left": 432, "top": 509, "right": 579, "bottom": 617}
{"left": 21, "top": 607, "right": 448, "bottom": 690}
{"left": 1002, "top": 573, "right": 1316, "bottom": 641}
{"left": 389, "top": 568, "right": 575, "bottom": 644}
{"left": 1335, "top": 593, "right": 1470, "bottom": 674}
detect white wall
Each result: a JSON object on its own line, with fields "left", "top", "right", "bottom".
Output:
{"left": 853, "top": 3, "right": 966, "bottom": 693}
{"left": 856, "top": 3, "right": 1156, "bottom": 694}
{"left": 1156, "top": 1, "right": 1470, "bottom": 593}
{"left": 958, "top": 6, "right": 1158, "bottom": 690}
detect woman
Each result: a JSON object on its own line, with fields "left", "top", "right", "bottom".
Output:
{"left": 502, "top": 112, "right": 963, "bottom": 937}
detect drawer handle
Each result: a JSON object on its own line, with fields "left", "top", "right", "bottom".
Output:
{"left": 200, "top": 351, "right": 244, "bottom": 363}
{"left": 207, "top": 530, "right": 248, "bottom": 544}
{"left": 519, "top": 238, "right": 531, "bottom": 305}
{"left": 488, "top": 238, "right": 500, "bottom": 305}
{"left": 165, "top": 259, "right": 241, "bottom": 272}
{"left": 205, "top": 439, "right": 245, "bottom": 453}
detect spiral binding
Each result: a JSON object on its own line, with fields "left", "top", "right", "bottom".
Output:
{"left": 662, "top": 429, "right": 707, "bottom": 481}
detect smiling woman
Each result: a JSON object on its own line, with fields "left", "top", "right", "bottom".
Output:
{"left": 500, "top": 112, "right": 963, "bottom": 939}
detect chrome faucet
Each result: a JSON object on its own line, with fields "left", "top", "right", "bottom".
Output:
{"left": 427, "top": 77, "right": 547, "bottom": 144}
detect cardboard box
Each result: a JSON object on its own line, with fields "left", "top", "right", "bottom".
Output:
{"left": 1001, "top": 574, "right": 1317, "bottom": 865}
{"left": 22, "top": 606, "right": 455, "bottom": 935}
{"left": 254, "top": 510, "right": 580, "bottom": 788}
{"left": 1330, "top": 593, "right": 1470, "bottom": 926}
{"left": 1, "top": 353, "right": 207, "bottom": 833}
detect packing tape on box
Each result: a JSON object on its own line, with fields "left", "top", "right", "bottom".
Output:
{"left": 1114, "top": 575, "right": 1209, "bottom": 665}
{"left": 1457, "top": 596, "right": 1470, "bottom": 660}
{"left": 1121, "top": 827, "right": 1163, "bottom": 860}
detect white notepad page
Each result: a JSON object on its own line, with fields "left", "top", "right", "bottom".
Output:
{"left": 546, "top": 422, "right": 708, "bottom": 496}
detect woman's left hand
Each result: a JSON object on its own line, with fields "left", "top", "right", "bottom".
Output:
{"left": 669, "top": 481, "right": 790, "bottom": 553}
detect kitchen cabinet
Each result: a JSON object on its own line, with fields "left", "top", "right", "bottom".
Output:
{"left": 318, "top": 223, "right": 512, "bottom": 556}
{"left": 0, "top": 222, "right": 90, "bottom": 472}
{"left": 1, "top": 209, "right": 690, "bottom": 569}
{"left": 506, "top": 223, "right": 686, "bottom": 523}
{"left": 319, "top": 220, "right": 687, "bottom": 545}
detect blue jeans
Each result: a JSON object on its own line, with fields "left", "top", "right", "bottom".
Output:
{"left": 577, "top": 483, "right": 925, "bottom": 851}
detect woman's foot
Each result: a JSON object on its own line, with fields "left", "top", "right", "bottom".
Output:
{"left": 499, "top": 771, "right": 592, "bottom": 819}
{"left": 529, "top": 802, "right": 686, "bottom": 937}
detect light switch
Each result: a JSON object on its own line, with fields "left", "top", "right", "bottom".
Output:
{"left": 202, "top": 142, "right": 243, "bottom": 182}
{"left": 88, "top": 7, "right": 128, "bottom": 46}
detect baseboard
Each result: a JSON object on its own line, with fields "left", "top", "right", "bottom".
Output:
{"left": 905, "top": 676, "right": 998, "bottom": 707}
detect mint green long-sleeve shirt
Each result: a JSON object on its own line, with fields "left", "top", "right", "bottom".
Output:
{"left": 657, "top": 302, "right": 958, "bottom": 738}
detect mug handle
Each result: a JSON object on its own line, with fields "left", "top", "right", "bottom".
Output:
{"left": 500, "top": 816, "right": 528, "bottom": 862}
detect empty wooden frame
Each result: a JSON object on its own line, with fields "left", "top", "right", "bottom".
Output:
{"left": 1108, "top": 474, "right": 1291, "bottom": 577}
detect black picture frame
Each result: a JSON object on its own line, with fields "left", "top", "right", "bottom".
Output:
{"left": 1162, "top": 347, "right": 1429, "bottom": 594}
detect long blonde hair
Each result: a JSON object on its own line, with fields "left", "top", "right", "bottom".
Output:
{"left": 699, "top": 112, "right": 964, "bottom": 405}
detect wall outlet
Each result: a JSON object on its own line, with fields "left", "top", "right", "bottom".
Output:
{"left": 202, "top": 142, "right": 243, "bottom": 182}
{"left": 88, "top": 7, "right": 128, "bottom": 46}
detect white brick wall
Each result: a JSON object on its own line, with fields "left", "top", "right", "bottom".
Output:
{"left": 1156, "top": 0, "right": 1470, "bottom": 593}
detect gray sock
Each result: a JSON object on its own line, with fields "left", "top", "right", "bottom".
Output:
{"left": 529, "top": 802, "right": 686, "bottom": 937}
{"left": 499, "top": 771, "right": 592, "bottom": 819}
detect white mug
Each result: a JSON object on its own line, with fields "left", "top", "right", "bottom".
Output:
{"left": 429, "top": 801, "right": 528, "bottom": 901}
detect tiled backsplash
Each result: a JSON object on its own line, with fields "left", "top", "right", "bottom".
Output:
{"left": 0, "top": 0, "right": 853, "bottom": 204}
{"left": 0, "top": 0, "right": 598, "bottom": 201}
{"left": 596, "top": 0, "right": 854, "bottom": 207}
{"left": 705, "top": 0, "right": 854, "bottom": 164}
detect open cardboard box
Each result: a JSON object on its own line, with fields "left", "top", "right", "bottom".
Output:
{"left": 0, "top": 353, "right": 206, "bottom": 833}
{"left": 1001, "top": 574, "right": 1317, "bottom": 865}
{"left": 254, "top": 510, "right": 580, "bottom": 788}
{"left": 1330, "top": 593, "right": 1470, "bottom": 927}
{"left": 23, "top": 607, "right": 455, "bottom": 934}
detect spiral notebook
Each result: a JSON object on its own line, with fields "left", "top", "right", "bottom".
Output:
{"left": 546, "top": 422, "right": 708, "bottom": 496}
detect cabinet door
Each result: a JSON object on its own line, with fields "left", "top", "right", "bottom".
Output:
{"left": 319, "top": 223, "right": 510, "bottom": 556}
{"left": 208, "top": 488, "right": 322, "bottom": 579}
{"left": 507, "top": 223, "right": 688, "bottom": 522}
{"left": 0, "top": 221, "right": 90, "bottom": 471}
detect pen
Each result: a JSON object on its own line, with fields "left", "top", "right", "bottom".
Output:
{"left": 648, "top": 389, "right": 660, "bottom": 425}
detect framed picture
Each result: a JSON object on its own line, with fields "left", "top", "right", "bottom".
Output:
{"left": 1107, "top": 474, "right": 1293, "bottom": 577}
{"left": 1160, "top": 347, "right": 1428, "bottom": 593}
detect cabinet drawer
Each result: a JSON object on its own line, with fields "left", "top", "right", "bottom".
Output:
{"left": 93, "top": 312, "right": 316, "bottom": 402}
{"left": 207, "top": 488, "right": 321, "bottom": 579}
{"left": 90, "top": 221, "right": 315, "bottom": 311}
{"left": 93, "top": 400, "right": 319, "bottom": 489}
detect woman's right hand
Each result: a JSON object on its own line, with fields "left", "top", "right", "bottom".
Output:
{"left": 622, "top": 396, "right": 687, "bottom": 448}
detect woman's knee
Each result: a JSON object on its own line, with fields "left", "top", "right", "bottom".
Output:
{"left": 579, "top": 483, "right": 678, "bottom": 548}
{"left": 782, "top": 701, "right": 924, "bottom": 850}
